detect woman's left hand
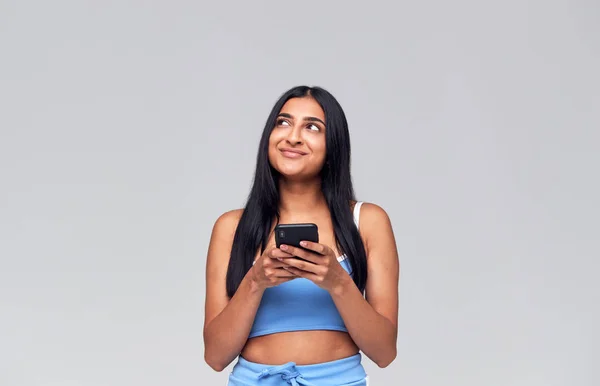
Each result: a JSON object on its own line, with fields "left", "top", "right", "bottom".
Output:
{"left": 278, "top": 241, "right": 350, "bottom": 293}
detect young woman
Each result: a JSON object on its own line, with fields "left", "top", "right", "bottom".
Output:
{"left": 203, "top": 86, "right": 399, "bottom": 385}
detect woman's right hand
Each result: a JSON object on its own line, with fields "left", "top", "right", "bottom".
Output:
{"left": 250, "top": 246, "right": 297, "bottom": 290}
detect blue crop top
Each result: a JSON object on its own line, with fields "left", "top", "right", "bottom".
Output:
{"left": 248, "top": 202, "right": 364, "bottom": 338}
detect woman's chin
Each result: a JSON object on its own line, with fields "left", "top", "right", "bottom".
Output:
{"left": 272, "top": 161, "right": 322, "bottom": 181}
{"left": 278, "top": 170, "right": 304, "bottom": 180}
{"left": 278, "top": 171, "right": 321, "bottom": 184}
{"left": 274, "top": 163, "right": 303, "bottom": 175}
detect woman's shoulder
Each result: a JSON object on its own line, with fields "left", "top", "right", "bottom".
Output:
{"left": 353, "top": 201, "right": 391, "bottom": 223}
{"left": 353, "top": 201, "right": 396, "bottom": 260}
{"left": 215, "top": 208, "right": 244, "bottom": 223}
{"left": 211, "top": 208, "right": 244, "bottom": 238}
{"left": 353, "top": 201, "right": 393, "bottom": 237}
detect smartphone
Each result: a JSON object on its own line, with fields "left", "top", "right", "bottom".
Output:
{"left": 274, "top": 223, "right": 319, "bottom": 250}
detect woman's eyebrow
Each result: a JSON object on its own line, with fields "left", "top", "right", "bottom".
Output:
{"left": 277, "top": 113, "right": 325, "bottom": 126}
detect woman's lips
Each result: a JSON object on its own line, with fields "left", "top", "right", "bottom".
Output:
{"left": 280, "top": 148, "right": 307, "bottom": 158}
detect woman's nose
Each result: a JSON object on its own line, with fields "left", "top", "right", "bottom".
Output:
{"left": 285, "top": 125, "right": 303, "bottom": 145}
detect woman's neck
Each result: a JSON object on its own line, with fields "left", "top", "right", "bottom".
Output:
{"left": 277, "top": 178, "right": 327, "bottom": 216}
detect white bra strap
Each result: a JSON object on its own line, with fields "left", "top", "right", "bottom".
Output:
{"left": 353, "top": 201, "right": 363, "bottom": 228}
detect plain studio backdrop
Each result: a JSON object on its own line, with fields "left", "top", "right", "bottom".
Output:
{"left": 1, "top": 1, "right": 598, "bottom": 385}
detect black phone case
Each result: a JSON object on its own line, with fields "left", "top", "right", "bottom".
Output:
{"left": 274, "top": 223, "right": 319, "bottom": 249}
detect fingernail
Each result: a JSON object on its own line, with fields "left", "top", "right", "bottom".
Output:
{"left": 300, "top": 241, "right": 307, "bottom": 247}
{"left": 280, "top": 245, "right": 287, "bottom": 250}
{"left": 277, "top": 257, "right": 282, "bottom": 261}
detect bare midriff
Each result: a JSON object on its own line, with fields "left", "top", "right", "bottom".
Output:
{"left": 240, "top": 330, "right": 359, "bottom": 365}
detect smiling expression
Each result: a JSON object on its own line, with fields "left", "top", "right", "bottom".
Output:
{"left": 268, "top": 97, "right": 327, "bottom": 180}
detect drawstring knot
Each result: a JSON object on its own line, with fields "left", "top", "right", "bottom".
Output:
{"left": 257, "top": 362, "right": 315, "bottom": 385}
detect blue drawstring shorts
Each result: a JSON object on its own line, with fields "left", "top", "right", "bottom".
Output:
{"left": 227, "top": 353, "right": 368, "bottom": 385}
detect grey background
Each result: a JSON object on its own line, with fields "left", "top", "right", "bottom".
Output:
{"left": 1, "top": 1, "right": 598, "bottom": 385}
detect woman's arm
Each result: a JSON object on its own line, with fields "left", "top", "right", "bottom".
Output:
{"left": 331, "top": 203, "right": 399, "bottom": 367}
{"left": 281, "top": 203, "right": 400, "bottom": 368}
{"left": 203, "top": 210, "right": 265, "bottom": 372}
{"left": 203, "top": 210, "right": 296, "bottom": 371}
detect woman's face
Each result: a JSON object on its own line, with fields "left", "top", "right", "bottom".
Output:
{"left": 268, "top": 97, "right": 327, "bottom": 180}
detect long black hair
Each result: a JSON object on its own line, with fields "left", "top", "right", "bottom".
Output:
{"left": 225, "top": 86, "right": 368, "bottom": 298}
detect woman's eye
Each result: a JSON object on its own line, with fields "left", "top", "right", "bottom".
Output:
{"left": 308, "top": 124, "right": 320, "bottom": 131}
{"left": 277, "top": 119, "right": 290, "bottom": 126}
